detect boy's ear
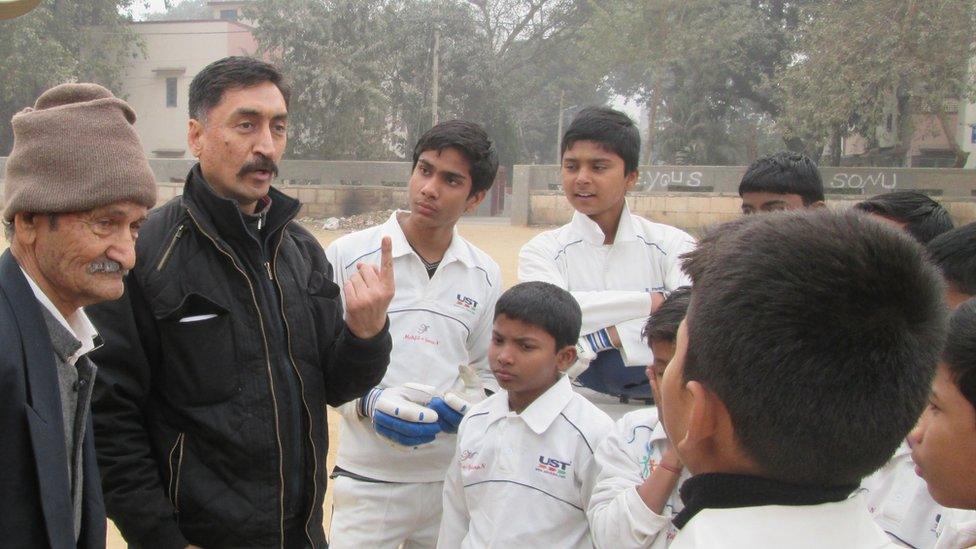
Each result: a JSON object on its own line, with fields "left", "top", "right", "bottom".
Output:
{"left": 464, "top": 189, "right": 487, "bottom": 213}
{"left": 675, "top": 380, "right": 721, "bottom": 455}
{"left": 625, "top": 168, "right": 639, "bottom": 191}
{"left": 555, "top": 344, "right": 578, "bottom": 373}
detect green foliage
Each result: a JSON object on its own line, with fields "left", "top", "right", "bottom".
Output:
{"left": 0, "top": 1, "right": 141, "bottom": 155}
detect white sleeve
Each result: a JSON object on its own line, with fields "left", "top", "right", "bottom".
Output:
{"left": 663, "top": 233, "right": 695, "bottom": 290}
{"left": 616, "top": 317, "right": 653, "bottom": 367}
{"left": 437, "top": 436, "right": 470, "bottom": 548}
{"left": 518, "top": 237, "right": 652, "bottom": 335}
{"left": 467, "top": 264, "right": 502, "bottom": 394}
{"left": 587, "top": 419, "right": 670, "bottom": 549}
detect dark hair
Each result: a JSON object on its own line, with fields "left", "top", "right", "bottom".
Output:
{"left": 926, "top": 222, "right": 976, "bottom": 297}
{"left": 945, "top": 298, "right": 976, "bottom": 412}
{"left": 738, "top": 152, "right": 824, "bottom": 204}
{"left": 188, "top": 56, "right": 290, "bottom": 122}
{"left": 680, "top": 209, "right": 947, "bottom": 486}
{"left": 561, "top": 106, "right": 640, "bottom": 175}
{"left": 412, "top": 120, "right": 499, "bottom": 196}
{"left": 854, "top": 191, "right": 954, "bottom": 244}
{"left": 644, "top": 287, "right": 692, "bottom": 345}
{"left": 494, "top": 281, "right": 582, "bottom": 350}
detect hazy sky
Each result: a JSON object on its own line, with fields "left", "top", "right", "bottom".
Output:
{"left": 126, "top": 0, "right": 186, "bottom": 20}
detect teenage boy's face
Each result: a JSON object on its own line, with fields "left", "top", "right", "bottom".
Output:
{"left": 647, "top": 338, "right": 676, "bottom": 409}
{"left": 561, "top": 140, "right": 637, "bottom": 229}
{"left": 408, "top": 147, "right": 486, "bottom": 230}
{"left": 489, "top": 314, "right": 576, "bottom": 413}
{"left": 910, "top": 363, "right": 976, "bottom": 509}
{"left": 740, "top": 192, "right": 807, "bottom": 215}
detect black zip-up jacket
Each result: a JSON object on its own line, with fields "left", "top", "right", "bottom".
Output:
{"left": 88, "top": 166, "right": 391, "bottom": 548}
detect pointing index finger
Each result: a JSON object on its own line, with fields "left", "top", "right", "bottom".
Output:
{"left": 380, "top": 236, "right": 394, "bottom": 285}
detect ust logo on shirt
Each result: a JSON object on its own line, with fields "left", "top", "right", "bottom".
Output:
{"left": 536, "top": 456, "right": 571, "bottom": 479}
{"left": 455, "top": 294, "right": 478, "bottom": 313}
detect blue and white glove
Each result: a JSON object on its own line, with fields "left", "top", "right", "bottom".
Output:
{"left": 359, "top": 383, "right": 441, "bottom": 447}
{"left": 569, "top": 328, "right": 615, "bottom": 378}
{"left": 428, "top": 365, "right": 487, "bottom": 434}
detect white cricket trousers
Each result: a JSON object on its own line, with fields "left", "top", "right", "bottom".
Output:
{"left": 328, "top": 475, "right": 444, "bottom": 549}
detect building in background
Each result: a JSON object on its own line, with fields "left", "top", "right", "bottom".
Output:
{"left": 121, "top": 1, "right": 257, "bottom": 159}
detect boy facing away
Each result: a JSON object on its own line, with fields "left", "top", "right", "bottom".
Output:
{"left": 438, "top": 281, "right": 614, "bottom": 549}
{"left": 927, "top": 222, "right": 976, "bottom": 309}
{"left": 661, "top": 210, "right": 947, "bottom": 548}
{"left": 326, "top": 120, "right": 501, "bottom": 548}
{"left": 737, "top": 152, "right": 826, "bottom": 215}
{"left": 910, "top": 298, "right": 976, "bottom": 549}
{"left": 588, "top": 287, "right": 692, "bottom": 549}
{"left": 855, "top": 190, "right": 954, "bottom": 244}
{"left": 518, "top": 106, "right": 695, "bottom": 420}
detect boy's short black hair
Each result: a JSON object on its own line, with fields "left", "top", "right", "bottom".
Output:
{"left": 738, "top": 152, "right": 825, "bottom": 204}
{"left": 942, "top": 298, "right": 976, "bottom": 408}
{"left": 926, "top": 222, "right": 976, "bottom": 296}
{"left": 854, "top": 191, "right": 954, "bottom": 244}
{"left": 561, "top": 106, "right": 640, "bottom": 175}
{"left": 189, "top": 56, "right": 290, "bottom": 122}
{"left": 643, "top": 287, "right": 692, "bottom": 345}
{"left": 945, "top": 298, "right": 976, "bottom": 413}
{"left": 494, "top": 281, "right": 582, "bottom": 350}
{"left": 680, "top": 210, "right": 947, "bottom": 486}
{"left": 412, "top": 120, "right": 499, "bottom": 197}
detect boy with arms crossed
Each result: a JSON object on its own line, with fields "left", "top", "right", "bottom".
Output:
{"left": 588, "top": 287, "right": 692, "bottom": 548}
{"left": 438, "top": 281, "right": 613, "bottom": 548}
{"left": 662, "top": 210, "right": 946, "bottom": 547}
{"left": 326, "top": 121, "right": 501, "bottom": 548}
{"left": 519, "top": 107, "right": 695, "bottom": 419}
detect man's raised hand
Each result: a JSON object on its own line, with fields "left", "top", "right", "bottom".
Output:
{"left": 344, "top": 236, "right": 395, "bottom": 339}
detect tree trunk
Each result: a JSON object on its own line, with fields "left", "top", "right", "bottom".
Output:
{"left": 829, "top": 125, "right": 842, "bottom": 167}
{"left": 935, "top": 107, "right": 969, "bottom": 168}
{"left": 643, "top": 84, "right": 661, "bottom": 165}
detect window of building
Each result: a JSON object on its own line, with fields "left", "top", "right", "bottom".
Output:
{"left": 166, "top": 77, "right": 177, "bottom": 108}
{"left": 219, "top": 9, "right": 238, "bottom": 21}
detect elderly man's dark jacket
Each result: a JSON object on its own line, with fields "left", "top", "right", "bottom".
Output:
{"left": 87, "top": 166, "right": 391, "bottom": 548}
{"left": 0, "top": 250, "right": 107, "bottom": 548}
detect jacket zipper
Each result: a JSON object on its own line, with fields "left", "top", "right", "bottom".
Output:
{"left": 168, "top": 432, "right": 186, "bottom": 513}
{"left": 156, "top": 224, "right": 186, "bottom": 271}
{"left": 271, "top": 230, "right": 317, "bottom": 547}
{"left": 185, "top": 210, "right": 286, "bottom": 549}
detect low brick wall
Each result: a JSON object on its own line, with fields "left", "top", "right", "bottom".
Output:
{"left": 155, "top": 182, "right": 408, "bottom": 218}
{"left": 528, "top": 191, "right": 976, "bottom": 232}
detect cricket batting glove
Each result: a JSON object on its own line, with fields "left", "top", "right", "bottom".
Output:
{"left": 569, "top": 328, "right": 613, "bottom": 379}
{"left": 359, "top": 383, "right": 441, "bottom": 447}
{"left": 428, "top": 365, "right": 488, "bottom": 434}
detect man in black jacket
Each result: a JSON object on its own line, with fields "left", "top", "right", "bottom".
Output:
{"left": 88, "top": 56, "right": 394, "bottom": 548}
{"left": 1, "top": 82, "right": 157, "bottom": 548}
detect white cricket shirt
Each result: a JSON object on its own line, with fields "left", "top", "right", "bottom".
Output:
{"left": 326, "top": 212, "right": 501, "bottom": 482}
{"left": 437, "top": 375, "right": 614, "bottom": 549}
{"left": 860, "top": 441, "right": 950, "bottom": 548}
{"left": 518, "top": 203, "right": 694, "bottom": 368}
{"left": 589, "top": 407, "right": 690, "bottom": 549}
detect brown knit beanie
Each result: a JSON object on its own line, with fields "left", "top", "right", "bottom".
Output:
{"left": 3, "top": 83, "right": 157, "bottom": 221}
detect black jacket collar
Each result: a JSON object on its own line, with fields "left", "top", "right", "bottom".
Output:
{"left": 180, "top": 164, "right": 300, "bottom": 247}
{"left": 673, "top": 473, "right": 858, "bottom": 529}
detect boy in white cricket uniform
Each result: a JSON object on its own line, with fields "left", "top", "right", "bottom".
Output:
{"left": 589, "top": 288, "right": 692, "bottom": 549}
{"left": 660, "top": 211, "right": 945, "bottom": 548}
{"left": 327, "top": 121, "right": 501, "bottom": 548}
{"left": 438, "top": 281, "right": 613, "bottom": 548}
{"left": 518, "top": 106, "right": 694, "bottom": 420}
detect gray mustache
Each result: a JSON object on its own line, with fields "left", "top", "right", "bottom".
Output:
{"left": 87, "top": 260, "right": 128, "bottom": 276}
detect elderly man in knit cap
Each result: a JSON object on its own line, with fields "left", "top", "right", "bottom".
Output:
{"left": 0, "top": 82, "right": 156, "bottom": 548}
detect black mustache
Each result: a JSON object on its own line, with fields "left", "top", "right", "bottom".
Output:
{"left": 238, "top": 156, "right": 279, "bottom": 178}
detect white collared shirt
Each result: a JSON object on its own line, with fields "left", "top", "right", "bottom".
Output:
{"left": 437, "top": 375, "right": 614, "bottom": 549}
{"left": 589, "top": 407, "right": 690, "bottom": 549}
{"left": 933, "top": 509, "right": 976, "bottom": 549}
{"left": 326, "top": 212, "right": 502, "bottom": 482}
{"left": 860, "top": 441, "right": 951, "bottom": 548}
{"left": 20, "top": 267, "right": 98, "bottom": 365}
{"left": 670, "top": 495, "right": 900, "bottom": 548}
{"left": 518, "top": 203, "right": 694, "bottom": 368}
